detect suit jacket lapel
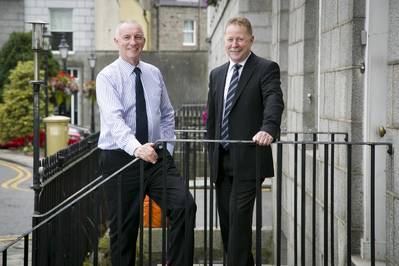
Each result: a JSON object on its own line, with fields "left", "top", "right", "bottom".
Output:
{"left": 231, "top": 53, "right": 257, "bottom": 109}
{"left": 216, "top": 63, "right": 229, "bottom": 122}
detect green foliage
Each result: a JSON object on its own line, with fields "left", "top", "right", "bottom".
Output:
{"left": 0, "top": 61, "right": 53, "bottom": 144}
{"left": 0, "top": 31, "right": 60, "bottom": 102}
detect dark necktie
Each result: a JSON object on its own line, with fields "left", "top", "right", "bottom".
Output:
{"left": 220, "top": 64, "right": 241, "bottom": 149}
{"left": 134, "top": 67, "right": 148, "bottom": 144}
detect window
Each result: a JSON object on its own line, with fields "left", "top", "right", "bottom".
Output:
{"left": 183, "top": 20, "right": 196, "bottom": 46}
{"left": 49, "top": 8, "right": 73, "bottom": 51}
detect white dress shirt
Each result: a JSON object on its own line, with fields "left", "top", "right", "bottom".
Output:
{"left": 222, "top": 53, "right": 251, "bottom": 118}
{"left": 96, "top": 57, "right": 175, "bottom": 155}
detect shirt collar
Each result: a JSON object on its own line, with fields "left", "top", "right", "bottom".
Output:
{"left": 118, "top": 57, "right": 143, "bottom": 75}
{"left": 228, "top": 52, "right": 251, "bottom": 72}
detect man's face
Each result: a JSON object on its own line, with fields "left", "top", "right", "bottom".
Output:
{"left": 114, "top": 23, "right": 146, "bottom": 65}
{"left": 224, "top": 24, "right": 254, "bottom": 63}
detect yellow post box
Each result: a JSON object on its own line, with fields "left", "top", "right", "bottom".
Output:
{"left": 43, "top": 116, "right": 70, "bottom": 156}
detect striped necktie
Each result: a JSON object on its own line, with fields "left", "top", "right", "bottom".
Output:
{"left": 220, "top": 64, "right": 241, "bottom": 149}
{"left": 134, "top": 67, "right": 148, "bottom": 144}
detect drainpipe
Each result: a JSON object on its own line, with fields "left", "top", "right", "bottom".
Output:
{"left": 197, "top": 0, "right": 201, "bottom": 50}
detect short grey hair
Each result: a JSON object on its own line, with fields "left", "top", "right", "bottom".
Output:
{"left": 114, "top": 20, "right": 144, "bottom": 38}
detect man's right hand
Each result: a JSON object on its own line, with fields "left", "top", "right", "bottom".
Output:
{"left": 134, "top": 143, "right": 158, "bottom": 164}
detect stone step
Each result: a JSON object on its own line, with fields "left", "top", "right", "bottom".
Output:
{"left": 352, "top": 255, "right": 386, "bottom": 266}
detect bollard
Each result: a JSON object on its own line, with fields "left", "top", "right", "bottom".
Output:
{"left": 43, "top": 116, "right": 70, "bottom": 155}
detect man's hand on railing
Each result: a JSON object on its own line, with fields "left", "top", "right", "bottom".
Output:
{"left": 252, "top": 131, "right": 274, "bottom": 146}
{"left": 134, "top": 143, "right": 158, "bottom": 164}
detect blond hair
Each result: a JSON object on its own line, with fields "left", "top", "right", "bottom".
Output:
{"left": 225, "top": 17, "right": 253, "bottom": 35}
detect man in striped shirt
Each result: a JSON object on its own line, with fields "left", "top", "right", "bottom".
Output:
{"left": 96, "top": 21, "right": 196, "bottom": 266}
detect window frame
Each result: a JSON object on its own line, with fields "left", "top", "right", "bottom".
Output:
{"left": 49, "top": 8, "right": 74, "bottom": 51}
{"left": 182, "top": 20, "right": 196, "bottom": 46}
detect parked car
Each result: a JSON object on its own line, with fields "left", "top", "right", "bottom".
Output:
{"left": 68, "top": 124, "right": 91, "bottom": 145}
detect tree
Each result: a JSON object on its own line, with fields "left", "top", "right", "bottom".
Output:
{"left": 0, "top": 61, "right": 52, "bottom": 144}
{"left": 0, "top": 31, "right": 59, "bottom": 102}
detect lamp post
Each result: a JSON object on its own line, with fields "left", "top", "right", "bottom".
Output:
{"left": 42, "top": 27, "right": 51, "bottom": 157}
{"left": 88, "top": 53, "right": 96, "bottom": 132}
{"left": 28, "top": 19, "right": 46, "bottom": 266}
{"left": 42, "top": 27, "right": 51, "bottom": 118}
{"left": 58, "top": 35, "right": 75, "bottom": 123}
{"left": 58, "top": 34, "right": 69, "bottom": 72}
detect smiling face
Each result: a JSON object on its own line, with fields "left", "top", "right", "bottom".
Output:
{"left": 114, "top": 22, "right": 146, "bottom": 65}
{"left": 224, "top": 23, "right": 254, "bottom": 63}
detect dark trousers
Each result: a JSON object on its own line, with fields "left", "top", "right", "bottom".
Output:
{"left": 99, "top": 148, "right": 196, "bottom": 266}
{"left": 216, "top": 147, "right": 257, "bottom": 266}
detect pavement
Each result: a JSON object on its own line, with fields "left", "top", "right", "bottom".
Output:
{"left": 0, "top": 149, "right": 33, "bottom": 265}
{"left": 0, "top": 149, "right": 33, "bottom": 169}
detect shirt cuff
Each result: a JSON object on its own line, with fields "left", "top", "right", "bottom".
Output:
{"left": 124, "top": 138, "right": 142, "bottom": 156}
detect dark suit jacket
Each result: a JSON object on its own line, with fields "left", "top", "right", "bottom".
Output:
{"left": 206, "top": 53, "right": 284, "bottom": 182}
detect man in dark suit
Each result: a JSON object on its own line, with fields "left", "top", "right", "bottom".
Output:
{"left": 206, "top": 17, "right": 284, "bottom": 265}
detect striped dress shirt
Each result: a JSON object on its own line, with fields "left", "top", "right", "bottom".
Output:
{"left": 96, "top": 57, "right": 175, "bottom": 155}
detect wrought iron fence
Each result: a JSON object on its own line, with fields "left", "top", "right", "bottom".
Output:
{"left": 0, "top": 132, "right": 393, "bottom": 266}
{"left": 175, "top": 104, "right": 206, "bottom": 130}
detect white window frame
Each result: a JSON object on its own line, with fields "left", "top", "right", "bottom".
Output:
{"left": 66, "top": 67, "right": 82, "bottom": 125}
{"left": 49, "top": 8, "right": 74, "bottom": 51}
{"left": 183, "top": 20, "right": 196, "bottom": 46}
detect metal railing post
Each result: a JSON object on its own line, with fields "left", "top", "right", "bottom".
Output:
{"left": 162, "top": 142, "right": 168, "bottom": 266}
{"left": 370, "top": 145, "right": 375, "bottom": 266}
{"left": 324, "top": 144, "right": 329, "bottom": 265}
{"left": 347, "top": 144, "right": 352, "bottom": 265}
{"left": 312, "top": 133, "right": 317, "bottom": 266}
{"left": 255, "top": 146, "right": 262, "bottom": 266}
{"left": 301, "top": 144, "right": 306, "bottom": 266}
{"left": 294, "top": 133, "right": 298, "bottom": 266}
{"left": 139, "top": 160, "right": 144, "bottom": 266}
{"left": 330, "top": 134, "right": 335, "bottom": 266}
{"left": 276, "top": 142, "right": 283, "bottom": 266}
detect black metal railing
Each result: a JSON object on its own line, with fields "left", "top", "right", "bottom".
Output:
{"left": 0, "top": 132, "right": 104, "bottom": 266}
{"left": 275, "top": 133, "right": 393, "bottom": 266}
{"left": 175, "top": 103, "right": 206, "bottom": 130}
{"left": 0, "top": 132, "right": 393, "bottom": 266}
{"left": 34, "top": 132, "right": 104, "bottom": 266}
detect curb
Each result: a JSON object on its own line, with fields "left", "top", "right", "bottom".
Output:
{"left": 0, "top": 150, "right": 33, "bottom": 169}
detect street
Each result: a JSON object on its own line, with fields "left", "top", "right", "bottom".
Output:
{"left": 0, "top": 159, "right": 33, "bottom": 236}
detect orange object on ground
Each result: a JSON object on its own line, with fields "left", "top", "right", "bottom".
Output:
{"left": 143, "top": 195, "right": 162, "bottom": 228}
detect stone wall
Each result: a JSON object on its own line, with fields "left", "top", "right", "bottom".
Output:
{"left": 271, "top": 0, "right": 289, "bottom": 130}
{"left": 151, "top": 4, "right": 207, "bottom": 51}
{"left": 80, "top": 50, "right": 208, "bottom": 130}
{"left": 280, "top": 0, "right": 367, "bottom": 264}
{"left": 23, "top": 0, "right": 95, "bottom": 52}
{"left": 206, "top": 0, "right": 399, "bottom": 265}
{"left": 386, "top": 0, "right": 399, "bottom": 265}
{"left": 0, "top": 0, "right": 24, "bottom": 49}
{"left": 207, "top": 0, "right": 272, "bottom": 69}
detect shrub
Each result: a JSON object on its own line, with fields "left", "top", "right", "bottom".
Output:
{"left": 0, "top": 61, "right": 52, "bottom": 145}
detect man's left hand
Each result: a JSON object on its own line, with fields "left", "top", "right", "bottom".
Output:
{"left": 252, "top": 131, "right": 273, "bottom": 146}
